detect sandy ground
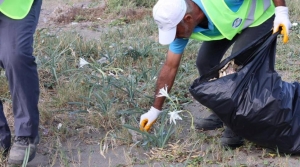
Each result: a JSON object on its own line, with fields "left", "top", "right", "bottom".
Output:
{"left": 21, "top": 0, "right": 300, "bottom": 166}
{"left": 27, "top": 101, "right": 300, "bottom": 166}
{"left": 38, "top": 0, "right": 106, "bottom": 41}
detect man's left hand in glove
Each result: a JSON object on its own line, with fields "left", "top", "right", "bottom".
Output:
{"left": 273, "top": 6, "right": 291, "bottom": 44}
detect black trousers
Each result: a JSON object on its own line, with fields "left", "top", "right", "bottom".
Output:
{"left": 196, "top": 15, "right": 275, "bottom": 76}
{"left": 0, "top": 0, "right": 42, "bottom": 150}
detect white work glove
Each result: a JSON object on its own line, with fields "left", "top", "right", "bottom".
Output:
{"left": 273, "top": 6, "right": 292, "bottom": 44}
{"left": 140, "top": 106, "right": 162, "bottom": 131}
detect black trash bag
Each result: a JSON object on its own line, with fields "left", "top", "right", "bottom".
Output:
{"left": 189, "top": 31, "right": 300, "bottom": 154}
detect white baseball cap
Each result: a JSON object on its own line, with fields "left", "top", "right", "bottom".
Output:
{"left": 153, "top": 0, "right": 187, "bottom": 45}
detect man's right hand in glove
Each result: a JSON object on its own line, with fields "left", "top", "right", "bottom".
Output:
{"left": 140, "top": 106, "right": 162, "bottom": 131}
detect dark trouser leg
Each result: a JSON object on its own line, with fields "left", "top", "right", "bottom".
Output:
{"left": 195, "top": 38, "right": 235, "bottom": 130}
{"left": 0, "top": 0, "right": 42, "bottom": 139}
{"left": 196, "top": 39, "right": 235, "bottom": 76}
{"left": 0, "top": 102, "right": 11, "bottom": 151}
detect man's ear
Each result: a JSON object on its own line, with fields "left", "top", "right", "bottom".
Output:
{"left": 183, "top": 14, "right": 193, "bottom": 23}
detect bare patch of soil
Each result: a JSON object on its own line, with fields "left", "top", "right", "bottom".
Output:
{"left": 50, "top": 6, "right": 105, "bottom": 24}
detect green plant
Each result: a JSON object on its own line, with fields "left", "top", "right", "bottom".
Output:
{"left": 21, "top": 147, "right": 31, "bottom": 167}
{"left": 123, "top": 85, "right": 195, "bottom": 149}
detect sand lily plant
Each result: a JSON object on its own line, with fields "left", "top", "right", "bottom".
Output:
{"left": 124, "top": 85, "right": 194, "bottom": 149}
{"left": 78, "top": 57, "right": 123, "bottom": 77}
{"left": 157, "top": 85, "right": 193, "bottom": 126}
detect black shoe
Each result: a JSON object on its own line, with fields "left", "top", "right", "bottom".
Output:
{"left": 195, "top": 113, "right": 223, "bottom": 131}
{"left": 221, "top": 128, "right": 244, "bottom": 148}
{"left": 8, "top": 135, "right": 39, "bottom": 165}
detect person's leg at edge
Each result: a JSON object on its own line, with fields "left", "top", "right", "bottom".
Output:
{"left": 0, "top": 102, "right": 11, "bottom": 155}
{"left": 0, "top": 0, "right": 42, "bottom": 164}
{"left": 0, "top": 7, "right": 12, "bottom": 158}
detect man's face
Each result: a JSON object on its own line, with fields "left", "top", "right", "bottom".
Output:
{"left": 175, "top": 20, "right": 194, "bottom": 39}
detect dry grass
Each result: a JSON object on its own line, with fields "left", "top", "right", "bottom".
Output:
{"left": 49, "top": 2, "right": 151, "bottom": 25}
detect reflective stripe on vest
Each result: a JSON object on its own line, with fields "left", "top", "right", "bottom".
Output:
{"left": 0, "top": 0, "right": 34, "bottom": 19}
{"left": 243, "top": 0, "right": 257, "bottom": 29}
{"left": 190, "top": 0, "right": 274, "bottom": 41}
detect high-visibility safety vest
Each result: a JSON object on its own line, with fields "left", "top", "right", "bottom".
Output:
{"left": 190, "top": 0, "right": 275, "bottom": 41}
{"left": 0, "top": 0, "right": 34, "bottom": 19}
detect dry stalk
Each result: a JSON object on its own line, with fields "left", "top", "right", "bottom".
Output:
{"left": 209, "top": 59, "right": 242, "bottom": 81}
{"left": 145, "top": 140, "right": 204, "bottom": 163}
